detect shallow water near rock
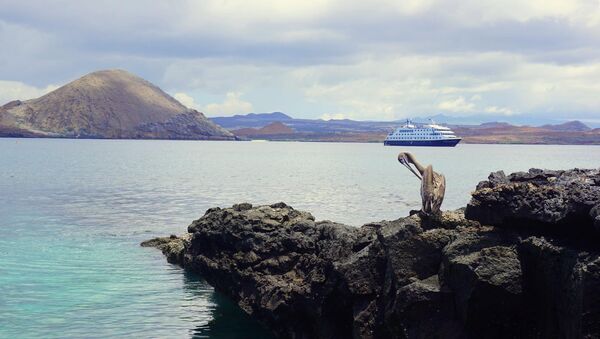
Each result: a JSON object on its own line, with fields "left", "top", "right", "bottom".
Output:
{"left": 1, "top": 138, "right": 598, "bottom": 338}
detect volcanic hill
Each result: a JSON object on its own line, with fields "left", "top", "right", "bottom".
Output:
{"left": 0, "top": 69, "right": 234, "bottom": 140}
{"left": 233, "top": 122, "right": 295, "bottom": 137}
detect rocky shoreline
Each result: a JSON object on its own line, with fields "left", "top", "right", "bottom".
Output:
{"left": 143, "top": 168, "right": 600, "bottom": 338}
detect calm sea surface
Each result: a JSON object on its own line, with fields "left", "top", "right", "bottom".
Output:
{"left": 1, "top": 139, "right": 599, "bottom": 338}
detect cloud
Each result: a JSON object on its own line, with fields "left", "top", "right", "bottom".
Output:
{"left": 437, "top": 97, "right": 477, "bottom": 113}
{"left": 175, "top": 91, "right": 255, "bottom": 116}
{"left": 320, "top": 113, "right": 347, "bottom": 120}
{"left": 0, "top": 80, "right": 58, "bottom": 104}
{"left": 484, "top": 106, "right": 514, "bottom": 115}
{"left": 1, "top": 0, "right": 600, "bottom": 121}
{"left": 437, "top": 97, "right": 514, "bottom": 116}
{"left": 161, "top": 52, "right": 600, "bottom": 121}
{"left": 202, "top": 92, "right": 254, "bottom": 116}
{"left": 173, "top": 92, "right": 198, "bottom": 110}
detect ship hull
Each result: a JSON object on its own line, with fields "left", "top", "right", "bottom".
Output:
{"left": 384, "top": 138, "right": 461, "bottom": 147}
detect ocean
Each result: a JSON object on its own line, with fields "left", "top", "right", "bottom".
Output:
{"left": 1, "top": 138, "right": 598, "bottom": 338}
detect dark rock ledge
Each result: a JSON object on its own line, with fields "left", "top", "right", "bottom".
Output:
{"left": 142, "top": 168, "right": 600, "bottom": 339}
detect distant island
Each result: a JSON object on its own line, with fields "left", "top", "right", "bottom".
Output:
{"left": 2, "top": 69, "right": 599, "bottom": 144}
{"left": 211, "top": 112, "right": 600, "bottom": 145}
{"left": 0, "top": 69, "right": 234, "bottom": 140}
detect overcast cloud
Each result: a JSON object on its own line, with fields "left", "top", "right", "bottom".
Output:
{"left": 1, "top": 0, "right": 599, "bottom": 121}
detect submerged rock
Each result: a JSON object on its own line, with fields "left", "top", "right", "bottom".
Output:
{"left": 144, "top": 169, "right": 600, "bottom": 339}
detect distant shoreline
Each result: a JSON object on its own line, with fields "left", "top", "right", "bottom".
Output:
{"left": 2, "top": 135, "right": 600, "bottom": 146}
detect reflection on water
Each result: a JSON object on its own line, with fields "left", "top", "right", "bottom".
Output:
{"left": 1, "top": 138, "right": 598, "bottom": 337}
{"left": 182, "top": 272, "right": 273, "bottom": 339}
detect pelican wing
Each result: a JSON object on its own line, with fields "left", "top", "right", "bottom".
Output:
{"left": 420, "top": 166, "right": 446, "bottom": 215}
{"left": 431, "top": 173, "right": 446, "bottom": 212}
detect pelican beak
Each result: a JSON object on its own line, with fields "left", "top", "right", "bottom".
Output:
{"left": 404, "top": 163, "right": 422, "bottom": 180}
{"left": 399, "top": 155, "right": 422, "bottom": 180}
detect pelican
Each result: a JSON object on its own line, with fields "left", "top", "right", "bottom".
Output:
{"left": 397, "top": 152, "right": 446, "bottom": 216}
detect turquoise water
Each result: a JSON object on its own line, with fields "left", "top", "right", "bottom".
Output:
{"left": 1, "top": 139, "right": 599, "bottom": 338}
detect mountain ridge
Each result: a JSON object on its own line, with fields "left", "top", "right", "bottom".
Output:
{"left": 233, "top": 122, "right": 295, "bottom": 137}
{"left": 209, "top": 112, "right": 600, "bottom": 144}
{"left": 541, "top": 120, "right": 591, "bottom": 132}
{"left": 211, "top": 112, "right": 293, "bottom": 129}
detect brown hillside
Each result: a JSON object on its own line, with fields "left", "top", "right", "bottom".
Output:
{"left": 233, "top": 122, "right": 295, "bottom": 136}
{"left": 0, "top": 69, "right": 234, "bottom": 139}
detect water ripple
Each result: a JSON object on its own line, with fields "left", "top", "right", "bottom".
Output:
{"left": 1, "top": 139, "right": 598, "bottom": 337}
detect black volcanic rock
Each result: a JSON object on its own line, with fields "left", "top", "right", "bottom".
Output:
{"left": 147, "top": 204, "right": 475, "bottom": 338}
{"left": 466, "top": 168, "right": 600, "bottom": 231}
{"left": 141, "top": 234, "right": 189, "bottom": 264}
{"left": 182, "top": 202, "right": 362, "bottom": 338}
{"left": 592, "top": 205, "right": 600, "bottom": 232}
{"left": 145, "top": 168, "right": 600, "bottom": 338}
{"left": 440, "top": 228, "right": 524, "bottom": 336}
{"left": 518, "top": 236, "right": 600, "bottom": 338}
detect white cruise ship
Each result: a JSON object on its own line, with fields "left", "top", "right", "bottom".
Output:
{"left": 384, "top": 120, "right": 461, "bottom": 147}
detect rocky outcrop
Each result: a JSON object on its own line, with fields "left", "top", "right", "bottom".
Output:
{"left": 141, "top": 234, "right": 190, "bottom": 264}
{"left": 145, "top": 168, "right": 600, "bottom": 338}
{"left": 134, "top": 110, "right": 236, "bottom": 140}
{"left": 466, "top": 168, "right": 600, "bottom": 233}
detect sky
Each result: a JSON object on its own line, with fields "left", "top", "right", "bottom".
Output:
{"left": 1, "top": 0, "right": 600, "bottom": 123}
